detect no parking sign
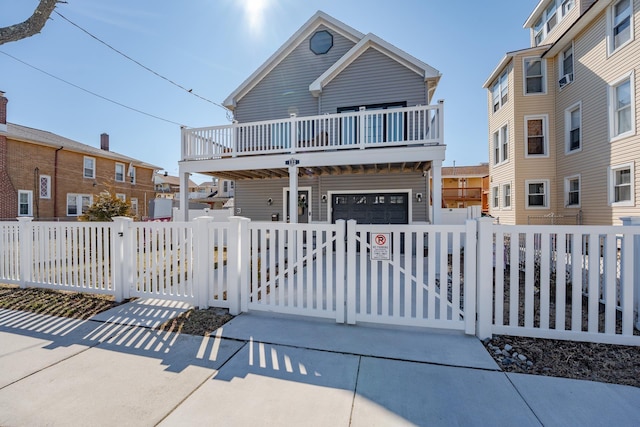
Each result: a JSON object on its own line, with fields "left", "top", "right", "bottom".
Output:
{"left": 371, "top": 232, "right": 390, "bottom": 260}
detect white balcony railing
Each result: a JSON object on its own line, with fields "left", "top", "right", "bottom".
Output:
{"left": 181, "top": 104, "right": 443, "bottom": 161}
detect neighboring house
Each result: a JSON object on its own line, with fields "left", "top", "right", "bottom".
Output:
{"left": 0, "top": 91, "right": 159, "bottom": 220}
{"left": 153, "top": 172, "right": 198, "bottom": 199}
{"left": 178, "top": 11, "right": 445, "bottom": 224}
{"left": 439, "top": 164, "right": 489, "bottom": 212}
{"left": 190, "top": 178, "right": 234, "bottom": 209}
{"left": 484, "top": 0, "right": 639, "bottom": 225}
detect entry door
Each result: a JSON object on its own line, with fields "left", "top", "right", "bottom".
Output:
{"left": 285, "top": 190, "right": 310, "bottom": 223}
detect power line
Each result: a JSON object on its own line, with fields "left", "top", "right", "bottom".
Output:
{"left": 54, "top": 11, "right": 229, "bottom": 114}
{"left": 0, "top": 50, "right": 188, "bottom": 127}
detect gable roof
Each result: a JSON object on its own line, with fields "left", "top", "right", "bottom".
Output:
{"left": 223, "top": 11, "right": 364, "bottom": 110}
{"left": 309, "top": 33, "right": 441, "bottom": 102}
{"left": 5, "top": 123, "right": 161, "bottom": 170}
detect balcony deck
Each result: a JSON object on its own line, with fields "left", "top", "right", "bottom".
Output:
{"left": 181, "top": 104, "right": 443, "bottom": 162}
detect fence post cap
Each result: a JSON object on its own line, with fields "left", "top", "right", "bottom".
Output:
{"left": 112, "top": 216, "right": 133, "bottom": 223}
{"left": 16, "top": 217, "right": 33, "bottom": 223}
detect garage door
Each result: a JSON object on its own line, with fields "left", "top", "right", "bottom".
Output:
{"left": 331, "top": 192, "right": 408, "bottom": 224}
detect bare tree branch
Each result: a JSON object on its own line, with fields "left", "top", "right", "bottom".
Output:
{"left": 0, "top": 0, "right": 62, "bottom": 45}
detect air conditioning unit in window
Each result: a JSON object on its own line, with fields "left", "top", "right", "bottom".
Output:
{"left": 558, "top": 73, "right": 574, "bottom": 88}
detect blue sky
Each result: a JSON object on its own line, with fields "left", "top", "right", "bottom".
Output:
{"left": 1, "top": 0, "right": 538, "bottom": 183}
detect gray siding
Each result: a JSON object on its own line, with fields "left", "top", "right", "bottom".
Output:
{"left": 234, "top": 26, "right": 356, "bottom": 122}
{"left": 236, "top": 172, "right": 429, "bottom": 223}
{"left": 320, "top": 48, "right": 428, "bottom": 113}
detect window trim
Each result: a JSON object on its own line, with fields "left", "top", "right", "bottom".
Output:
{"left": 524, "top": 114, "right": 549, "bottom": 158}
{"left": 558, "top": 42, "right": 574, "bottom": 89}
{"left": 128, "top": 165, "right": 136, "bottom": 185}
{"left": 565, "top": 101, "right": 582, "bottom": 154}
{"left": 18, "top": 190, "right": 33, "bottom": 217}
{"left": 608, "top": 71, "right": 636, "bottom": 142}
{"left": 607, "top": 0, "right": 634, "bottom": 56}
{"left": 130, "top": 197, "right": 138, "bottom": 216}
{"left": 83, "top": 156, "right": 96, "bottom": 179}
{"left": 67, "top": 193, "right": 93, "bottom": 217}
{"left": 608, "top": 163, "right": 635, "bottom": 207}
{"left": 492, "top": 70, "right": 509, "bottom": 113}
{"left": 39, "top": 174, "right": 51, "bottom": 199}
{"left": 525, "top": 179, "right": 550, "bottom": 209}
{"left": 564, "top": 174, "right": 581, "bottom": 208}
{"left": 115, "top": 163, "right": 125, "bottom": 182}
{"left": 492, "top": 186, "right": 500, "bottom": 209}
{"left": 523, "top": 57, "right": 546, "bottom": 95}
{"left": 116, "top": 193, "right": 126, "bottom": 202}
{"left": 492, "top": 123, "right": 509, "bottom": 166}
{"left": 502, "top": 183, "right": 512, "bottom": 210}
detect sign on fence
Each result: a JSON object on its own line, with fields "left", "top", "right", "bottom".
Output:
{"left": 371, "top": 232, "right": 390, "bottom": 260}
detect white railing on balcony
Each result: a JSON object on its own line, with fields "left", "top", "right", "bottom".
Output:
{"left": 181, "top": 104, "right": 443, "bottom": 161}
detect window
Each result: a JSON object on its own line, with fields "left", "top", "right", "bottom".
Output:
{"left": 533, "top": 0, "right": 573, "bottom": 45}
{"left": 562, "top": 0, "right": 575, "bottom": 15}
{"left": 39, "top": 175, "right": 51, "bottom": 199}
{"left": 609, "top": 72, "right": 635, "bottom": 140}
{"left": 559, "top": 44, "right": 574, "bottom": 87}
{"left": 309, "top": 30, "right": 333, "bottom": 55}
{"left": 128, "top": 165, "right": 136, "bottom": 184}
{"left": 18, "top": 190, "right": 32, "bottom": 216}
{"left": 493, "top": 124, "right": 509, "bottom": 165}
{"left": 83, "top": 157, "right": 95, "bottom": 179}
{"left": 130, "top": 198, "right": 138, "bottom": 216}
{"left": 115, "top": 163, "right": 125, "bottom": 182}
{"left": 116, "top": 193, "right": 126, "bottom": 202}
{"left": 565, "top": 102, "right": 581, "bottom": 153}
{"left": 223, "top": 181, "right": 228, "bottom": 193}
{"left": 545, "top": 1, "right": 558, "bottom": 33}
{"left": 525, "top": 115, "right": 548, "bottom": 157}
{"left": 565, "top": 175, "right": 580, "bottom": 207}
{"left": 492, "top": 70, "right": 508, "bottom": 112}
{"left": 503, "top": 184, "right": 511, "bottom": 208}
{"left": 609, "top": 163, "right": 634, "bottom": 206}
{"left": 524, "top": 58, "right": 545, "bottom": 94}
{"left": 526, "top": 180, "right": 549, "bottom": 208}
{"left": 492, "top": 186, "right": 499, "bottom": 208}
{"left": 67, "top": 194, "right": 92, "bottom": 216}
{"left": 608, "top": 0, "right": 633, "bottom": 54}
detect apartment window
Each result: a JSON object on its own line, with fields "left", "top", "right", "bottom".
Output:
{"left": 492, "top": 70, "right": 509, "bottom": 112}
{"left": 39, "top": 175, "right": 51, "bottom": 199}
{"left": 493, "top": 124, "right": 509, "bottom": 165}
{"left": 565, "top": 175, "right": 581, "bottom": 207}
{"left": 83, "top": 157, "right": 96, "bottom": 179}
{"left": 115, "top": 163, "right": 125, "bottom": 182}
{"left": 128, "top": 165, "right": 136, "bottom": 184}
{"left": 533, "top": 0, "right": 574, "bottom": 45}
{"left": 526, "top": 180, "right": 549, "bottom": 208}
{"left": 67, "top": 194, "right": 92, "bottom": 216}
{"left": 559, "top": 44, "right": 574, "bottom": 87}
{"left": 562, "top": 0, "right": 575, "bottom": 15}
{"left": 608, "top": 0, "right": 633, "bottom": 54}
{"left": 18, "top": 190, "right": 33, "bottom": 216}
{"left": 565, "top": 102, "right": 581, "bottom": 152}
{"left": 525, "top": 115, "right": 548, "bottom": 157}
{"left": 609, "top": 72, "right": 635, "bottom": 140}
{"left": 116, "top": 193, "right": 126, "bottom": 202}
{"left": 502, "top": 183, "right": 511, "bottom": 208}
{"left": 131, "top": 198, "right": 138, "bottom": 215}
{"left": 609, "top": 164, "right": 634, "bottom": 206}
{"left": 524, "top": 58, "right": 545, "bottom": 94}
{"left": 492, "top": 186, "right": 499, "bottom": 208}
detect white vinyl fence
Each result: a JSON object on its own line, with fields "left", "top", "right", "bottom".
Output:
{"left": 2, "top": 216, "right": 640, "bottom": 346}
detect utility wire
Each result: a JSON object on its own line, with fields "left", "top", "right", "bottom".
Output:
{"left": 0, "top": 50, "right": 188, "bottom": 127}
{"left": 54, "top": 11, "right": 229, "bottom": 114}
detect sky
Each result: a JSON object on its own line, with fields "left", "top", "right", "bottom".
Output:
{"left": 0, "top": 0, "right": 539, "bottom": 184}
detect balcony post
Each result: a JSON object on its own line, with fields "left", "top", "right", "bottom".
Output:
{"left": 431, "top": 159, "right": 443, "bottom": 224}
{"left": 232, "top": 120, "right": 238, "bottom": 158}
{"left": 289, "top": 113, "right": 297, "bottom": 154}
{"left": 359, "top": 106, "right": 366, "bottom": 149}
{"left": 177, "top": 168, "right": 190, "bottom": 222}
{"left": 438, "top": 99, "right": 444, "bottom": 144}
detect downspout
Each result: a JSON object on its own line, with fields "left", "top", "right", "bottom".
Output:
{"left": 53, "top": 146, "right": 63, "bottom": 218}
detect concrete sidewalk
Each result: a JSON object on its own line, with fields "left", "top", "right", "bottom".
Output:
{"left": 0, "top": 302, "right": 639, "bottom": 426}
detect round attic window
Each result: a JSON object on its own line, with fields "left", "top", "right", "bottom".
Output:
{"left": 310, "top": 30, "right": 333, "bottom": 55}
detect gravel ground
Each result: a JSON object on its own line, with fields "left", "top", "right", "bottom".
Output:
{"left": 1, "top": 284, "right": 638, "bottom": 388}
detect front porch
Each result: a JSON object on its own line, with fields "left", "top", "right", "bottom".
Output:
{"left": 178, "top": 103, "right": 446, "bottom": 223}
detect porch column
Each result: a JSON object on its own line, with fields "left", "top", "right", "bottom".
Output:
{"left": 287, "top": 158, "right": 299, "bottom": 223}
{"left": 431, "top": 159, "right": 443, "bottom": 224}
{"left": 178, "top": 168, "right": 190, "bottom": 222}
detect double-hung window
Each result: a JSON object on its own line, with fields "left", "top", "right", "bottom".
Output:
{"left": 18, "top": 190, "right": 33, "bottom": 216}
{"left": 608, "top": 0, "right": 633, "bottom": 54}
{"left": 67, "top": 194, "right": 92, "bottom": 216}
{"left": 524, "top": 58, "right": 545, "bottom": 94}
{"left": 525, "top": 115, "right": 548, "bottom": 157}
{"left": 526, "top": 180, "right": 549, "bottom": 209}
{"left": 565, "top": 102, "right": 581, "bottom": 153}
{"left": 492, "top": 70, "right": 508, "bottom": 112}
{"left": 115, "top": 163, "right": 125, "bottom": 182}
{"left": 565, "top": 175, "right": 580, "bottom": 207}
{"left": 83, "top": 156, "right": 96, "bottom": 179}
{"left": 609, "top": 164, "right": 634, "bottom": 206}
{"left": 609, "top": 72, "right": 635, "bottom": 140}
{"left": 502, "top": 184, "right": 511, "bottom": 209}
{"left": 492, "top": 186, "right": 499, "bottom": 209}
{"left": 493, "top": 124, "right": 509, "bottom": 165}
{"left": 131, "top": 198, "right": 138, "bottom": 215}
{"left": 533, "top": 0, "right": 573, "bottom": 45}
{"left": 559, "top": 44, "right": 574, "bottom": 87}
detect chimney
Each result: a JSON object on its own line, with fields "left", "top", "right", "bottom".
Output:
{"left": 100, "top": 133, "right": 109, "bottom": 151}
{"left": 0, "top": 90, "right": 7, "bottom": 128}
{"left": 0, "top": 91, "right": 17, "bottom": 217}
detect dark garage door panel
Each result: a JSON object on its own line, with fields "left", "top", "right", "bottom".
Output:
{"left": 332, "top": 192, "right": 408, "bottom": 224}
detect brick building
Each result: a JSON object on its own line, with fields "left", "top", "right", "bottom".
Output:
{"left": 0, "top": 91, "right": 159, "bottom": 220}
